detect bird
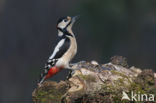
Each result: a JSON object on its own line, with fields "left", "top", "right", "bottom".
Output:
{"left": 38, "top": 16, "right": 79, "bottom": 86}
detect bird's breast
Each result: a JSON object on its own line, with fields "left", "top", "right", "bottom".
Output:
{"left": 61, "top": 37, "right": 77, "bottom": 61}
{"left": 55, "top": 36, "right": 77, "bottom": 68}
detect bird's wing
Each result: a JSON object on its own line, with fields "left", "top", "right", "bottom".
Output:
{"left": 45, "top": 37, "right": 70, "bottom": 69}
{"left": 49, "top": 37, "right": 70, "bottom": 60}
{"left": 38, "top": 37, "right": 70, "bottom": 83}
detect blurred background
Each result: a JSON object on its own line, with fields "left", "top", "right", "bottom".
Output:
{"left": 0, "top": 0, "right": 156, "bottom": 103}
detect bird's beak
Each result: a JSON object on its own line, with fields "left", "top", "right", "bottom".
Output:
{"left": 71, "top": 15, "right": 80, "bottom": 24}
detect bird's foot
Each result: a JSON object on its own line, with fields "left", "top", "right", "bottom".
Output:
{"left": 66, "top": 65, "right": 80, "bottom": 80}
{"left": 66, "top": 69, "right": 72, "bottom": 80}
{"left": 69, "top": 63, "right": 77, "bottom": 67}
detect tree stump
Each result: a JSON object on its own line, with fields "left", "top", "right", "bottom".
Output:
{"left": 32, "top": 56, "right": 156, "bottom": 103}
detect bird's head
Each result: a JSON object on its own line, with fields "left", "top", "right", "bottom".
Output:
{"left": 57, "top": 15, "right": 79, "bottom": 36}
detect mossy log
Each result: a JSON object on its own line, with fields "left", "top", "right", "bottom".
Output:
{"left": 32, "top": 56, "right": 156, "bottom": 103}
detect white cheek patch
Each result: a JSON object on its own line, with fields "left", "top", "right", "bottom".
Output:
{"left": 58, "top": 30, "right": 63, "bottom": 36}
{"left": 58, "top": 20, "right": 70, "bottom": 29}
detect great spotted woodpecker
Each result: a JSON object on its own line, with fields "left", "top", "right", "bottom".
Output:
{"left": 38, "top": 16, "right": 79, "bottom": 86}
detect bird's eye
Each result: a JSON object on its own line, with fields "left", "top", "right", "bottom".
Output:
{"left": 64, "top": 19, "right": 68, "bottom": 22}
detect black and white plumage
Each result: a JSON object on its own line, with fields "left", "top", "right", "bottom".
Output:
{"left": 43, "top": 36, "right": 70, "bottom": 70}
{"left": 38, "top": 16, "right": 79, "bottom": 85}
{"left": 49, "top": 36, "right": 70, "bottom": 60}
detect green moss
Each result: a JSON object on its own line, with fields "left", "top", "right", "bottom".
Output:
{"left": 111, "top": 70, "right": 131, "bottom": 83}
{"left": 34, "top": 82, "right": 68, "bottom": 103}
{"left": 100, "top": 83, "right": 123, "bottom": 103}
{"left": 99, "top": 70, "right": 156, "bottom": 103}
{"left": 35, "top": 88, "right": 62, "bottom": 103}
{"left": 79, "top": 74, "right": 96, "bottom": 82}
{"left": 111, "top": 70, "right": 128, "bottom": 78}
{"left": 36, "top": 90, "right": 48, "bottom": 99}
{"left": 129, "top": 82, "right": 145, "bottom": 94}
{"left": 40, "top": 98, "right": 47, "bottom": 103}
{"left": 129, "top": 71, "right": 156, "bottom": 98}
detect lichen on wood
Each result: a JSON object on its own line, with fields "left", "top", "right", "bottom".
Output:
{"left": 32, "top": 56, "right": 156, "bottom": 103}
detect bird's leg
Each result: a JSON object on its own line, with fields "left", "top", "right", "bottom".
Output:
{"left": 66, "top": 64, "right": 80, "bottom": 71}
{"left": 66, "top": 69, "right": 72, "bottom": 80}
{"left": 69, "top": 61, "right": 86, "bottom": 68}
{"left": 69, "top": 63, "right": 77, "bottom": 67}
{"left": 66, "top": 64, "right": 80, "bottom": 80}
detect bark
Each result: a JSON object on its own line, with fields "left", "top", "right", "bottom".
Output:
{"left": 32, "top": 56, "right": 156, "bottom": 103}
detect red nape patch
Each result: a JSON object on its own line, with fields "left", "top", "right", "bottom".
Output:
{"left": 45, "top": 67, "right": 61, "bottom": 79}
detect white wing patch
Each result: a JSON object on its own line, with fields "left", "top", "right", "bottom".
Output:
{"left": 49, "top": 39, "right": 65, "bottom": 59}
